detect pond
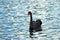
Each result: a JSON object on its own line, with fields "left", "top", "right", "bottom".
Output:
{"left": 0, "top": 0, "right": 60, "bottom": 40}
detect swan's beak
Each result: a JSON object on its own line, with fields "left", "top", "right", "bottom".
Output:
{"left": 28, "top": 13, "right": 30, "bottom": 16}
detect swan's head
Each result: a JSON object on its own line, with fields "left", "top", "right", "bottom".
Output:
{"left": 28, "top": 11, "right": 32, "bottom": 16}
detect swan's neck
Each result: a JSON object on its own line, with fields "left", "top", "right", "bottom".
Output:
{"left": 30, "top": 14, "right": 33, "bottom": 25}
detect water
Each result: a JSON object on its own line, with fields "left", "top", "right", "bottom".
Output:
{"left": 0, "top": 0, "right": 60, "bottom": 40}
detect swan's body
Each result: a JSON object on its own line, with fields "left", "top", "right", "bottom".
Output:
{"left": 28, "top": 11, "right": 42, "bottom": 37}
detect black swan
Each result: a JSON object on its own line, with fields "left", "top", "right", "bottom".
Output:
{"left": 28, "top": 11, "right": 42, "bottom": 37}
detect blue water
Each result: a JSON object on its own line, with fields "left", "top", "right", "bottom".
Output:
{"left": 0, "top": 0, "right": 60, "bottom": 40}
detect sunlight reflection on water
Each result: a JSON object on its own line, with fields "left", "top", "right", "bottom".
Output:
{"left": 0, "top": 0, "right": 60, "bottom": 40}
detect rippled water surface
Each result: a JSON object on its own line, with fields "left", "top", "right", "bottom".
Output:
{"left": 0, "top": 0, "right": 60, "bottom": 40}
